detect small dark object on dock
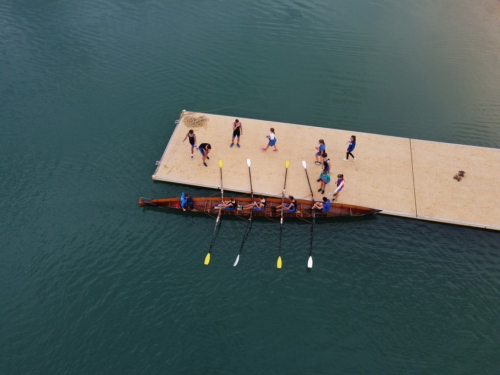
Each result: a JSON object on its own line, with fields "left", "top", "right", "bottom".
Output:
{"left": 458, "top": 170, "right": 465, "bottom": 177}
{"left": 454, "top": 174, "right": 462, "bottom": 181}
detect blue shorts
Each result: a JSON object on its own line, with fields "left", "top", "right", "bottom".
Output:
{"left": 225, "top": 207, "right": 235, "bottom": 210}
{"left": 286, "top": 209, "right": 296, "bottom": 213}
{"left": 254, "top": 206, "right": 265, "bottom": 211}
{"left": 199, "top": 149, "right": 206, "bottom": 156}
{"left": 269, "top": 138, "right": 276, "bottom": 146}
{"left": 336, "top": 187, "right": 343, "bottom": 192}
{"left": 191, "top": 144, "right": 196, "bottom": 149}
{"left": 316, "top": 151, "right": 322, "bottom": 156}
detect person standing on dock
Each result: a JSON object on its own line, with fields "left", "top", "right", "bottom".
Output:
{"left": 182, "top": 129, "right": 197, "bottom": 159}
{"left": 344, "top": 135, "right": 356, "bottom": 161}
{"left": 230, "top": 119, "right": 243, "bottom": 148}
{"left": 317, "top": 169, "right": 330, "bottom": 195}
{"left": 262, "top": 128, "right": 277, "bottom": 152}
{"left": 315, "top": 139, "right": 326, "bottom": 164}
{"left": 331, "top": 174, "right": 345, "bottom": 201}
{"left": 322, "top": 152, "right": 331, "bottom": 173}
{"left": 198, "top": 143, "right": 211, "bottom": 167}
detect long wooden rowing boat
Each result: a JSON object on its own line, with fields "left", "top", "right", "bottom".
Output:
{"left": 138, "top": 196, "right": 381, "bottom": 220}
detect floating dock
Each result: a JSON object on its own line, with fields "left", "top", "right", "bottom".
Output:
{"left": 153, "top": 110, "right": 500, "bottom": 231}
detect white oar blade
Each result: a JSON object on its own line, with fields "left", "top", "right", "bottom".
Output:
{"left": 233, "top": 255, "right": 240, "bottom": 267}
{"left": 302, "top": 160, "right": 307, "bottom": 169}
{"left": 247, "top": 159, "right": 251, "bottom": 167}
{"left": 307, "top": 256, "right": 313, "bottom": 268}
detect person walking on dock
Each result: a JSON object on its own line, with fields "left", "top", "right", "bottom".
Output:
{"left": 317, "top": 169, "right": 330, "bottom": 195}
{"left": 344, "top": 135, "right": 356, "bottom": 161}
{"left": 230, "top": 119, "right": 243, "bottom": 148}
{"left": 198, "top": 143, "right": 211, "bottom": 167}
{"left": 312, "top": 197, "right": 331, "bottom": 212}
{"left": 331, "top": 174, "right": 345, "bottom": 201}
{"left": 315, "top": 139, "right": 326, "bottom": 164}
{"left": 182, "top": 129, "right": 197, "bottom": 159}
{"left": 262, "top": 128, "right": 277, "bottom": 152}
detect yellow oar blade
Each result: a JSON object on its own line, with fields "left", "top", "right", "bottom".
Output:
{"left": 204, "top": 253, "right": 211, "bottom": 265}
{"left": 219, "top": 159, "right": 223, "bottom": 168}
{"left": 285, "top": 160, "right": 290, "bottom": 169}
{"left": 277, "top": 256, "right": 282, "bottom": 269}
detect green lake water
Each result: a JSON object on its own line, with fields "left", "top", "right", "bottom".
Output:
{"left": 1, "top": 0, "right": 500, "bottom": 373}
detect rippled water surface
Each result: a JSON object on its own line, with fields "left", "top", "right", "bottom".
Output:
{"left": 1, "top": 0, "right": 500, "bottom": 374}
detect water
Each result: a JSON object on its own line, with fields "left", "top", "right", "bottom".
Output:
{"left": 1, "top": 0, "right": 500, "bottom": 373}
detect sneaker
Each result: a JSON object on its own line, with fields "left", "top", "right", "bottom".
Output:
{"left": 315, "top": 161, "right": 321, "bottom": 165}
{"left": 262, "top": 148, "right": 267, "bottom": 151}
{"left": 230, "top": 143, "right": 234, "bottom": 147}
{"left": 343, "top": 158, "right": 348, "bottom": 161}
{"left": 191, "top": 155, "right": 193, "bottom": 159}
{"left": 203, "top": 162, "right": 207, "bottom": 167}
{"left": 206, "top": 156, "right": 210, "bottom": 160}
{"left": 353, "top": 157, "right": 356, "bottom": 161}
{"left": 273, "top": 149, "right": 278, "bottom": 152}
{"left": 316, "top": 179, "right": 321, "bottom": 182}
{"left": 318, "top": 188, "right": 322, "bottom": 192}
{"left": 321, "top": 189, "right": 325, "bottom": 194}
{"left": 237, "top": 144, "right": 240, "bottom": 148}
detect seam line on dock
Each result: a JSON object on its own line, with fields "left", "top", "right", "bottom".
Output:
{"left": 409, "top": 138, "right": 418, "bottom": 217}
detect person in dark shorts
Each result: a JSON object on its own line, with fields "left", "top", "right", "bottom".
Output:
{"left": 331, "top": 174, "right": 345, "bottom": 201}
{"left": 182, "top": 129, "right": 197, "bottom": 159}
{"left": 198, "top": 143, "right": 211, "bottom": 167}
{"left": 221, "top": 197, "right": 237, "bottom": 210}
{"left": 315, "top": 139, "right": 326, "bottom": 164}
{"left": 344, "top": 135, "right": 356, "bottom": 161}
{"left": 242, "top": 196, "right": 266, "bottom": 211}
{"left": 321, "top": 152, "right": 331, "bottom": 174}
{"left": 275, "top": 195, "right": 296, "bottom": 213}
{"left": 230, "top": 119, "right": 243, "bottom": 148}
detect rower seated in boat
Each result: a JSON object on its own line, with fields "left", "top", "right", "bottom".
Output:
{"left": 242, "top": 196, "right": 266, "bottom": 211}
{"left": 221, "top": 197, "right": 237, "bottom": 210}
{"left": 275, "top": 195, "right": 296, "bottom": 213}
{"left": 182, "top": 193, "right": 194, "bottom": 211}
{"left": 311, "top": 197, "right": 331, "bottom": 212}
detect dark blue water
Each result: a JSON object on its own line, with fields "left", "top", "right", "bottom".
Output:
{"left": 2, "top": 0, "right": 500, "bottom": 373}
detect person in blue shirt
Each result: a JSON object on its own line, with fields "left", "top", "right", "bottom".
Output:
{"left": 312, "top": 197, "right": 331, "bottom": 212}
{"left": 275, "top": 196, "right": 296, "bottom": 213}
{"left": 344, "top": 135, "right": 356, "bottom": 161}
{"left": 315, "top": 139, "right": 326, "bottom": 164}
{"left": 181, "top": 193, "right": 194, "bottom": 211}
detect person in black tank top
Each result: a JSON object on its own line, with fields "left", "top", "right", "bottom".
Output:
{"left": 230, "top": 119, "right": 243, "bottom": 148}
{"left": 182, "top": 129, "right": 197, "bottom": 159}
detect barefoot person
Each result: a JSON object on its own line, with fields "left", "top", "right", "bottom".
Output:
{"left": 182, "top": 129, "right": 197, "bottom": 159}
{"left": 198, "top": 143, "right": 211, "bottom": 167}
{"left": 311, "top": 196, "right": 331, "bottom": 212}
{"left": 275, "top": 196, "right": 296, "bottom": 212}
{"left": 230, "top": 119, "right": 243, "bottom": 148}
{"left": 262, "top": 128, "right": 277, "bottom": 152}
{"left": 343, "top": 135, "right": 356, "bottom": 161}
{"left": 315, "top": 139, "right": 326, "bottom": 164}
{"left": 243, "top": 196, "right": 266, "bottom": 211}
{"left": 317, "top": 169, "right": 330, "bottom": 195}
{"left": 331, "top": 174, "right": 345, "bottom": 201}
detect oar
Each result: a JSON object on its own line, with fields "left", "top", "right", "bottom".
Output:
{"left": 204, "top": 160, "right": 224, "bottom": 265}
{"left": 308, "top": 212, "right": 315, "bottom": 268}
{"left": 303, "top": 160, "right": 315, "bottom": 268}
{"left": 277, "top": 160, "right": 290, "bottom": 269}
{"left": 234, "top": 159, "right": 253, "bottom": 267}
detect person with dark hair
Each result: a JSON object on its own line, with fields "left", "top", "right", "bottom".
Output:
{"left": 198, "top": 143, "right": 211, "bottom": 166}
{"left": 242, "top": 196, "right": 266, "bottom": 211}
{"left": 331, "top": 174, "right": 345, "bottom": 201}
{"left": 230, "top": 119, "right": 243, "bottom": 148}
{"left": 317, "top": 169, "right": 330, "bottom": 195}
{"left": 322, "top": 152, "right": 331, "bottom": 174}
{"left": 221, "top": 197, "right": 237, "bottom": 210}
{"left": 344, "top": 135, "right": 356, "bottom": 161}
{"left": 315, "top": 139, "right": 326, "bottom": 164}
{"left": 182, "top": 129, "right": 197, "bottom": 159}
{"left": 275, "top": 195, "right": 296, "bottom": 213}
{"left": 262, "top": 128, "right": 277, "bottom": 151}
{"left": 182, "top": 193, "right": 194, "bottom": 211}
{"left": 311, "top": 197, "right": 331, "bottom": 212}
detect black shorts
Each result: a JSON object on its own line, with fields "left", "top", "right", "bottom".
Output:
{"left": 232, "top": 129, "right": 241, "bottom": 138}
